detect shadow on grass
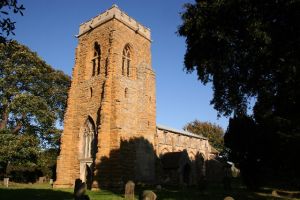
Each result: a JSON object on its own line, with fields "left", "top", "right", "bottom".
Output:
{"left": 0, "top": 188, "right": 73, "bottom": 200}
{"left": 133, "top": 180, "right": 295, "bottom": 200}
{"left": 1, "top": 185, "right": 296, "bottom": 200}
{"left": 148, "top": 187, "right": 293, "bottom": 200}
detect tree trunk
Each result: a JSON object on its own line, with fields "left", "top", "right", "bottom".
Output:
{"left": 0, "top": 105, "right": 8, "bottom": 130}
{"left": 12, "top": 123, "right": 22, "bottom": 134}
{"left": 12, "top": 113, "right": 25, "bottom": 134}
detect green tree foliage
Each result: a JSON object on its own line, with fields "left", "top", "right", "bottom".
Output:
{"left": 0, "top": 41, "right": 70, "bottom": 145}
{"left": 37, "top": 148, "right": 59, "bottom": 179}
{"left": 0, "top": 0, "right": 25, "bottom": 42}
{"left": 0, "top": 132, "right": 39, "bottom": 171}
{"left": 184, "top": 120, "right": 224, "bottom": 151}
{"left": 179, "top": 0, "right": 300, "bottom": 185}
{"left": 0, "top": 41, "right": 70, "bottom": 180}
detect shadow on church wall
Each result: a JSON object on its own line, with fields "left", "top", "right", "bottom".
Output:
{"left": 93, "top": 137, "right": 207, "bottom": 190}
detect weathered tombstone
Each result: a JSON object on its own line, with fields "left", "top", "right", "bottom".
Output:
{"left": 74, "top": 179, "right": 90, "bottom": 200}
{"left": 124, "top": 180, "right": 135, "bottom": 200}
{"left": 272, "top": 190, "right": 279, "bottom": 197}
{"left": 3, "top": 178, "right": 9, "bottom": 187}
{"left": 224, "top": 196, "right": 235, "bottom": 200}
{"left": 39, "top": 176, "right": 46, "bottom": 183}
{"left": 155, "top": 185, "right": 162, "bottom": 191}
{"left": 49, "top": 179, "right": 54, "bottom": 187}
{"left": 142, "top": 190, "right": 157, "bottom": 200}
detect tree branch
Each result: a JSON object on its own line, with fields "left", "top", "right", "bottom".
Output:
{"left": 0, "top": 105, "right": 8, "bottom": 130}
{"left": 12, "top": 121, "right": 22, "bottom": 134}
{"left": 11, "top": 112, "right": 25, "bottom": 134}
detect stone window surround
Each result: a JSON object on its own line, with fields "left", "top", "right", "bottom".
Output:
{"left": 122, "top": 44, "right": 131, "bottom": 77}
{"left": 91, "top": 42, "right": 101, "bottom": 77}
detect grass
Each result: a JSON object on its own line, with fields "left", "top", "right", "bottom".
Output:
{"left": 0, "top": 183, "right": 122, "bottom": 200}
{"left": 0, "top": 180, "right": 300, "bottom": 200}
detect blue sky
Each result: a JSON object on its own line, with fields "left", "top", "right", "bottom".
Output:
{"left": 10, "top": 0, "right": 229, "bottom": 130}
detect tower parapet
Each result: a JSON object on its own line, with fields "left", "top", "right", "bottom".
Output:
{"left": 78, "top": 4, "right": 151, "bottom": 41}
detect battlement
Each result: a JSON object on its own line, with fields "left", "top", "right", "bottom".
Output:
{"left": 78, "top": 4, "right": 151, "bottom": 40}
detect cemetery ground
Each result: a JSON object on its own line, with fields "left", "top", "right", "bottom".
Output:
{"left": 1, "top": 179, "right": 300, "bottom": 200}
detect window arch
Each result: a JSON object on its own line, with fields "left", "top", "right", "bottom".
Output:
{"left": 122, "top": 44, "right": 131, "bottom": 77}
{"left": 82, "top": 117, "right": 96, "bottom": 159}
{"left": 92, "top": 42, "right": 101, "bottom": 76}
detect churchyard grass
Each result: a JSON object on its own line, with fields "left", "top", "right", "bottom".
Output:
{"left": 0, "top": 180, "right": 299, "bottom": 200}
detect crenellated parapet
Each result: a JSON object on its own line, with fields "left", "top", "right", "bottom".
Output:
{"left": 78, "top": 4, "right": 151, "bottom": 41}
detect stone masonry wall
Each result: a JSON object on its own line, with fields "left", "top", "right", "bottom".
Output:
{"left": 55, "top": 5, "right": 156, "bottom": 188}
{"left": 155, "top": 128, "right": 211, "bottom": 161}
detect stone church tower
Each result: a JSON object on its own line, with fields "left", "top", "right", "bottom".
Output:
{"left": 55, "top": 5, "right": 156, "bottom": 188}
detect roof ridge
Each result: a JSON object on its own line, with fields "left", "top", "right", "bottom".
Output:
{"left": 156, "top": 124, "right": 207, "bottom": 139}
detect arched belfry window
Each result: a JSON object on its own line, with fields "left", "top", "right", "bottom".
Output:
{"left": 82, "top": 117, "right": 96, "bottom": 159}
{"left": 122, "top": 44, "right": 131, "bottom": 77}
{"left": 92, "top": 42, "right": 101, "bottom": 76}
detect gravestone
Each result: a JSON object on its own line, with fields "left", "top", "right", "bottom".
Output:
{"left": 38, "top": 176, "right": 46, "bottom": 183}
{"left": 49, "top": 179, "right": 54, "bottom": 187}
{"left": 124, "top": 180, "right": 135, "bottom": 200}
{"left": 74, "top": 179, "right": 90, "bottom": 200}
{"left": 3, "top": 178, "right": 9, "bottom": 187}
{"left": 224, "top": 196, "right": 234, "bottom": 200}
{"left": 272, "top": 190, "right": 279, "bottom": 197}
{"left": 142, "top": 190, "right": 157, "bottom": 200}
{"left": 155, "top": 185, "right": 162, "bottom": 191}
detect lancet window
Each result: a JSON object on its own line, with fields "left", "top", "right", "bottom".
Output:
{"left": 122, "top": 44, "right": 131, "bottom": 77}
{"left": 92, "top": 42, "right": 101, "bottom": 76}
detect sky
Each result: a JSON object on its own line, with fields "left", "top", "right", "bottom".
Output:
{"left": 10, "top": 0, "right": 229, "bottom": 130}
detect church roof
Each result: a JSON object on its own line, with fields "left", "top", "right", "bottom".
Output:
{"left": 77, "top": 4, "right": 151, "bottom": 40}
{"left": 157, "top": 124, "right": 207, "bottom": 140}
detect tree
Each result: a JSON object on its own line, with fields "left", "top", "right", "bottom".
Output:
{"left": 37, "top": 148, "right": 59, "bottom": 179}
{"left": 0, "top": 41, "right": 70, "bottom": 145}
{"left": 0, "top": 131, "right": 39, "bottom": 176}
{"left": 0, "top": 40, "right": 70, "bottom": 181}
{"left": 0, "top": 0, "right": 25, "bottom": 42}
{"left": 179, "top": 0, "right": 300, "bottom": 184}
{"left": 184, "top": 120, "right": 224, "bottom": 151}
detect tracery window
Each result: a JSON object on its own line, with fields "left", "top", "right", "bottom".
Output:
{"left": 92, "top": 42, "right": 101, "bottom": 76}
{"left": 82, "top": 118, "right": 96, "bottom": 159}
{"left": 122, "top": 44, "right": 131, "bottom": 77}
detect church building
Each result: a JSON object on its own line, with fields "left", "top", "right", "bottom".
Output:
{"left": 55, "top": 5, "right": 215, "bottom": 189}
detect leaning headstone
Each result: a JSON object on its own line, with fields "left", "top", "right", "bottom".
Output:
{"left": 124, "top": 180, "right": 135, "bottom": 200}
{"left": 3, "top": 178, "right": 9, "bottom": 187}
{"left": 142, "top": 190, "right": 157, "bottom": 200}
{"left": 224, "top": 196, "right": 234, "bottom": 200}
{"left": 74, "top": 179, "right": 90, "bottom": 200}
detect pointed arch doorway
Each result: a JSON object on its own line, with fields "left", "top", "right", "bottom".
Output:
{"left": 79, "top": 117, "right": 97, "bottom": 188}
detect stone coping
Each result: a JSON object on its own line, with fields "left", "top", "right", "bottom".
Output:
{"left": 157, "top": 124, "right": 207, "bottom": 140}
{"left": 77, "top": 4, "right": 151, "bottom": 40}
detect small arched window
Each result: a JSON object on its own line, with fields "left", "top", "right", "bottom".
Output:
{"left": 92, "top": 42, "right": 101, "bottom": 76}
{"left": 122, "top": 44, "right": 131, "bottom": 77}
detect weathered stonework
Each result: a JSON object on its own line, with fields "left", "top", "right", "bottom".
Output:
{"left": 55, "top": 5, "right": 214, "bottom": 189}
